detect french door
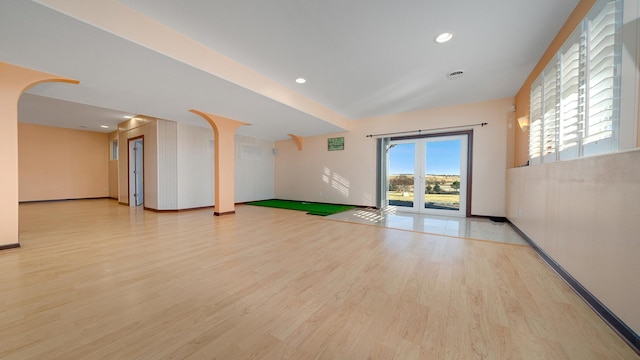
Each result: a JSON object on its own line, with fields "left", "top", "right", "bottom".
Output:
{"left": 386, "top": 134, "right": 469, "bottom": 217}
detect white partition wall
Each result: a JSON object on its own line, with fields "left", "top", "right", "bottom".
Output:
{"left": 157, "top": 120, "right": 178, "bottom": 210}
{"left": 177, "top": 123, "right": 214, "bottom": 209}
{"left": 118, "top": 121, "right": 273, "bottom": 210}
{"left": 175, "top": 124, "right": 274, "bottom": 209}
{"left": 235, "top": 135, "right": 275, "bottom": 203}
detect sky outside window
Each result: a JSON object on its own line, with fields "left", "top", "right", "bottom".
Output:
{"left": 389, "top": 140, "right": 461, "bottom": 175}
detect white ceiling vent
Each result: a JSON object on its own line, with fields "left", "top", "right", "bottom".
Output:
{"left": 447, "top": 70, "right": 464, "bottom": 80}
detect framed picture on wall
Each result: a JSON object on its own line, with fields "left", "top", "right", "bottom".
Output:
{"left": 328, "top": 137, "right": 344, "bottom": 151}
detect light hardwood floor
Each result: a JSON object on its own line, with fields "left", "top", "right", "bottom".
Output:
{"left": 1, "top": 199, "right": 636, "bottom": 359}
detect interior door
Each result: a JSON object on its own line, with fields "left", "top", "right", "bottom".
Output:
{"left": 128, "top": 138, "right": 144, "bottom": 206}
{"left": 134, "top": 139, "right": 143, "bottom": 206}
{"left": 387, "top": 134, "right": 468, "bottom": 217}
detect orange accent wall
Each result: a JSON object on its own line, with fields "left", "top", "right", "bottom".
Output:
{"left": 18, "top": 123, "right": 109, "bottom": 202}
{"left": 513, "top": 0, "right": 597, "bottom": 166}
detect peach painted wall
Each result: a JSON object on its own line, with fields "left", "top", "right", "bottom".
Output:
{"left": 507, "top": 149, "right": 640, "bottom": 334}
{"left": 275, "top": 98, "right": 514, "bottom": 216}
{"left": 18, "top": 123, "right": 109, "bottom": 202}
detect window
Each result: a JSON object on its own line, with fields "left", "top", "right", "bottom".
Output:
{"left": 110, "top": 139, "right": 118, "bottom": 161}
{"left": 583, "top": 0, "right": 620, "bottom": 156}
{"left": 542, "top": 60, "right": 559, "bottom": 162}
{"left": 529, "top": 79, "right": 543, "bottom": 164}
{"left": 529, "top": 0, "right": 622, "bottom": 164}
{"left": 558, "top": 29, "right": 582, "bottom": 160}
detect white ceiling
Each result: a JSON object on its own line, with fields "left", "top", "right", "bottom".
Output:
{"left": 2, "top": 0, "right": 579, "bottom": 139}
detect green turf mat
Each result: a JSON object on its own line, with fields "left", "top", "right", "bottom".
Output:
{"left": 246, "top": 199, "right": 355, "bottom": 216}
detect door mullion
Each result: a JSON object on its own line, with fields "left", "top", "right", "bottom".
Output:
{"left": 414, "top": 140, "right": 425, "bottom": 211}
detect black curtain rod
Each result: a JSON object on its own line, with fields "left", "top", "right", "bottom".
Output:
{"left": 365, "top": 122, "right": 488, "bottom": 138}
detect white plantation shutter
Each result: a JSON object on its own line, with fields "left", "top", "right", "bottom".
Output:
{"left": 542, "top": 61, "right": 559, "bottom": 162}
{"left": 584, "top": 0, "right": 620, "bottom": 156}
{"left": 528, "top": 0, "right": 621, "bottom": 164}
{"left": 558, "top": 30, "right": 582, "bottom": 160}
{"left": 529, "top": 79, "right": 543, "bottom": 164}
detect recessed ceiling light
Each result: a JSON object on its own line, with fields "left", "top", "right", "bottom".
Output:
{"left": 123, "top": 115, "right": 133, "bottom": 119}
{"left": 295, "top": 78, "right": 306, "bottom": 84}
{"left": 435, "top": 32, "right": 453, "bottom": 43}
{"left": 100, "top": 125, "right": 109, "bottom": 128}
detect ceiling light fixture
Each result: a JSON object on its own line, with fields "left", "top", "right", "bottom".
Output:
{"left": 123, "top": 115, "right": 133, "bottom": 119}
{"left": 435, "top": 32, "right": 453, "bottom": 43}
{"left": 295, "top": 78, "right": 306, "bottom": 84}
{"left": 100, "top": 125, "right": 109, "bottom": 128}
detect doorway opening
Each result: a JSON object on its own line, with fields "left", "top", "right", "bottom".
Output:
{"left": 128, "top": 137, "right": 144, "bottom": 206}
{"left": 380, "top": 131, "right": 472, "bottom": 217}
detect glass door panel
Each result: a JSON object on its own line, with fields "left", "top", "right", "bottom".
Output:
{"left": 387, "top": 142, "right": 416, "bottom": 210}
{"left": 424, "top": 139, "right": 461, "bottom": 212}
{"left": 423, "top": 136, "right": 466, "bottom": 216}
